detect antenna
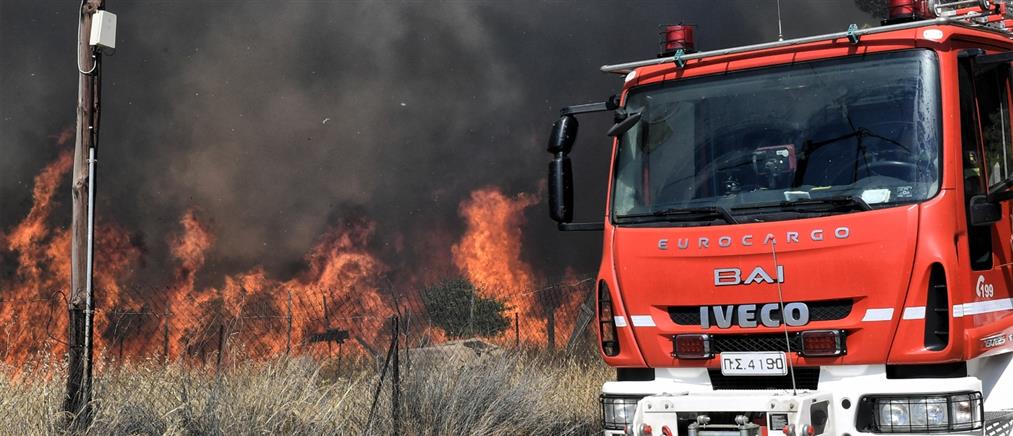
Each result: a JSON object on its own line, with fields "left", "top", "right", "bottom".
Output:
{"left": 770, "top": 240, "right": 797, "bottom": 395}
{"left": 776, "top": 0, "right": 785, "bottom": 41}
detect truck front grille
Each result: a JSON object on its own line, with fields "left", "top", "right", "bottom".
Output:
{"left": 670, "top": 332, "right": 849, "bottom": 354}
{"left": 708, "top": 367, "right": 820, "bottom": 390}
{"left": 711, "top": 334, "right": 803, "bottom": 353}
{"left": 668, "top": 299, "right": 853, "bottom": 325}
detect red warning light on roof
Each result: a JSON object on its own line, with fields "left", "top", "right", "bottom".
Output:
{"left": 886, "top": 0, "right": 933, "bottom": 22}
{"left": 889, "top": 0, "right": 917, "bottom": 17}
{"left": 659, "top": 24, "right": 696, "bottom": 57}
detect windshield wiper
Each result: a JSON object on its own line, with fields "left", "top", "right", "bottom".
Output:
{"left": 740, "top": 195, "right": 872, "bottom": 214}
{"left": 622, "top": 206, "right": 739, "bottom": 225}
{"left": 786, "top": 195, "right": 872, "bottom": 211}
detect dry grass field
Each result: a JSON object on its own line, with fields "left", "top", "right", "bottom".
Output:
{"left": 1, "top": 351, "right": 611, "bottom": 435}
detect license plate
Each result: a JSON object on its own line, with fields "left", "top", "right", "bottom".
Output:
{"left": 720, "top": 352, "right": 788, "bottom": 376}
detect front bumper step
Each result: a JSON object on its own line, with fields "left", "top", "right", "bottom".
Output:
{"left": 631, "top": 390, "right": 832, "bottom": 436}
{"left": 985, "top": 410, "right": 1013, "bottom": 436}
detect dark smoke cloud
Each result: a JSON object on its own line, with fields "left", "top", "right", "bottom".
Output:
{"left": 1, "top": 1, "right": 881, "bottom": 289}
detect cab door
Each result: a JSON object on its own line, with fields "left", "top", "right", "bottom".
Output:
{"left": 957, "top": 48, "right": 1013, "bottom": 332}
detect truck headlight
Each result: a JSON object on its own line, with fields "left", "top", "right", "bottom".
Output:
{"left": 859, "top": 392, "right": 983, "bottom": 433}
{"left": 601, "top": 395, "right": 642, "bottom": 431}
{"left": 949, "top": 393, "right": 983, "bottom": 431}
{"left": 912, "top": 398, "right": 949, "bottom": 427}
{"left": 878, "top": 401, "right": 910, "bottom": 427}
{"left": 878, "top": 398, "right": 948, "bottom": 428}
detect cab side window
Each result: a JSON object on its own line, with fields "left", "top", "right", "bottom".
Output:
{"left": 958, "top": 52, "right": 1013, "bottom": 271}
{"left": 977, "top": 62, "right": 1013, "bottom": 187}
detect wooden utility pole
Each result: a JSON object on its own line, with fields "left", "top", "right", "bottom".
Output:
{"left": 64, "top": 0, "right": 105, "bottom": 422}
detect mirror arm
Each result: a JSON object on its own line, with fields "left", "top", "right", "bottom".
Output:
{"left": 987, "top": 176, "right": 1013, "bottom": 202}
{"left": 607, "top": 112, "right": 642, "bottom": 137}
{"left": 989, "top": 189, "right": 1013, "bottom": 202}
{"left": 548, "top": 97, "right": 618, "bottom": 231}
{"left": 558, "top": 222, "right": 605, "bottom": 231}
{"left": 559, "top": 95, "right": 619, "bottom": 116}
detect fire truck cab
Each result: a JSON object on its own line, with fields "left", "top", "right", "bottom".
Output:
{"left": 547, "top": 1, "right": 1013, "bottom": 435}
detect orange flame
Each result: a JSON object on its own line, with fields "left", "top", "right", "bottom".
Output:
{"left": 6, "top": 152, "right": 72, "bottom": 277}
{"left": 1, "top": 137, "right": 142, "bottom": 366}
{"left": 170, "top": 209, "right": 214, "bottom": 295}
{"left": 1, "top": 151, "right": 74, "bottom": 365}
{"left": 451, "top": 187, "right": 584, "bottom": 346}
{"left": 3, "top": 146, "right": 585, "bottom": 365}
{"left": 159, "top": 212, "right": 392, "bottom": 361}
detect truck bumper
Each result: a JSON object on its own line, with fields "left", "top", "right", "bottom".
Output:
{"left": 601, "top": 365, "right": 989, "bottom": 436}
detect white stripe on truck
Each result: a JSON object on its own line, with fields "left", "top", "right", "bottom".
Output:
{"left": 862, "top": 308, "right": 895, "bottom": 322}
{"left": 630, "top": 315, "right": 656, "bottom": 327}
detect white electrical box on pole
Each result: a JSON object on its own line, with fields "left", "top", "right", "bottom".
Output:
{"left": 89, "top": 10, "right": 116, "bottom": 54}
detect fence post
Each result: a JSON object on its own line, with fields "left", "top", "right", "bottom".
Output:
{"left": 403, "top": 313, "right": 411, "bottom": 375}
{"left": 216, "top": 324, "right": 225, "bottom": 375}
{"left": 567, "top": 287, "right": 596, "bottom": 352}
{"left": 391, "top": 316, "right": 401, "bottom": 435}
{"left": 366, "top": 316, "right": 398, "bottom": 434}
{"left": 322, "top": 293, "right": 331, "bottom": 356}
{"left": 546, "top": 307, "right": 556, "bottom": 351}
{"left": 514, "top": 312, "right": 519, "bottom": 348}
{"left": 286, "top": 290, "right": 293, "bottom": 355}
{"left": 162, "top": 311, "right": 170, "bottom": 363}
{"left": 468, "top": 286, "right": 475, "bottom": 337}
{"left": 337, "top": 341, "right": 344, "bottom": 373}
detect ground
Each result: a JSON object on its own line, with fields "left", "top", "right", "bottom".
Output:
{"left": 1, "top": 350, "right": 610, "bottom": 435}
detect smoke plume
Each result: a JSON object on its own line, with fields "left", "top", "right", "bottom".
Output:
{"left": 0, "top": 2, "right": 884, "bottom": 361}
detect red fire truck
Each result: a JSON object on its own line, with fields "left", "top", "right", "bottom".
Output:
{"left": 547, "top": 1, "right": 1013, "bottom": 435}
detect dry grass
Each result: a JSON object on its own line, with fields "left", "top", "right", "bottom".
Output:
{"left": 0, "top": 351, "right": 610, "bottom": 435}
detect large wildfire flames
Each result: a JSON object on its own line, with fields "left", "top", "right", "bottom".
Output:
{"left": 0, "top": 139, "right": 587, "bottom": 367}
{"left": 452, "top": 189, "right": 585, "bottom": 347}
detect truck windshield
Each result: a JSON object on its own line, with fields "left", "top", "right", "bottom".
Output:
{"left": 612, "top": 50, "right": 940, "bottom": 225}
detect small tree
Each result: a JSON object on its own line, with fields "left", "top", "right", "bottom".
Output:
{"left": 422, "top": 278, "right": 509, "bottom": 339}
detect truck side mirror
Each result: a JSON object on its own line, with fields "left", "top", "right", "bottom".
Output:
{"left": 545, "top": 101, "right": 607, "bottom": 231}
{"left": 549, "top": 156, "right": 574, "bottom": 223}
{"left": 548, "top": 115, "right": 578, "bottom": 223}
{"left": 969, "top": 195, "right": 1001, "bottom": 227}
{"left": 548, "top": 115, "right": 578, "bottom": 154}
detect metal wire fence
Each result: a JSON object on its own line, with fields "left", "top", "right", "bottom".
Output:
{"left": 0, "top": 277, "right": 598, "bottom": 369}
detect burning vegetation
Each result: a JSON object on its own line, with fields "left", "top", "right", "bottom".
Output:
{"left": 0, "top": 143, "right": 591, "bottom": 367}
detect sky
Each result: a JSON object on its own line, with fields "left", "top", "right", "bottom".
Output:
{"left": 0, "top": 1, "right": 884, "bottom": 290}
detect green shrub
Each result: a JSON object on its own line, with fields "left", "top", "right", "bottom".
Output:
{"left": 421, "top": 278, "right": 509, "bottom": 339}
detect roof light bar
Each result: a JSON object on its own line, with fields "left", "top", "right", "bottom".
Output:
{"left": 601, "top": 13, "right": 1003, "bottom": 74}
